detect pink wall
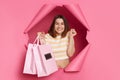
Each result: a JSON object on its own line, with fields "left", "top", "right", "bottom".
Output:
{"left": 0, "top": 0, "right": 120, "bottom": 80}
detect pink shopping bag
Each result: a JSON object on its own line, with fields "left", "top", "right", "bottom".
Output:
{"left": 23, "top": 36, "right": 58, "bottom": 77}
{"left": 23, "top": 43, "right": 37, "bottom": 75}
{"left": 33, "top": 37, "right": 58, "bottom": 77}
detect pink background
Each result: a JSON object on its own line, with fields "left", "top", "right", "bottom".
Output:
{"left": 0, "top": 0, "right": 120, "bottom": 80}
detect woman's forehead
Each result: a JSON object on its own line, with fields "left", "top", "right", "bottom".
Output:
{"left": 55, "top": 18, "right": 64, "bottom": 23}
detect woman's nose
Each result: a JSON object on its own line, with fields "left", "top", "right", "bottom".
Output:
{"left": 58, "top": 24, "right": 62, "bottom": 27}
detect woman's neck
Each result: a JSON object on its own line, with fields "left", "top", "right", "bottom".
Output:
{"left": 56, "top": 33, "right": 61, "bottom": 36}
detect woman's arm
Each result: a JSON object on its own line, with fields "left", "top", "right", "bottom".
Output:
{"left": 67, "top": 36, "right": 75, "bottom": 57}
{"left": 67, "top": 29, "right": 77, "bottom": 57}
{"left": 37, "top": 32, "right": 46, "bottom": 44}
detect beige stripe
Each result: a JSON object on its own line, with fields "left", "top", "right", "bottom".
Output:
{"left": 53, "top": 47, "right": 67, "bottom": 52}
{"left": 51, "top": 44, "right": 68, "bottom": 48}
{"left": 53, "top": 49, "right": 67, "bottom": 53}
{"left": 54, "top": 53, "right": 68, "bottom": 57}
{"left": 46, "top": 39, "right": 68, "bottom": 44}
{"left": 50, "top": 42, "right": 68, "bottom": 47}
{"left": 54, "top": 52, "right": 67, "bottom": 56}
{"left": 45, "top": 34, "right": 68, "bottom": 41}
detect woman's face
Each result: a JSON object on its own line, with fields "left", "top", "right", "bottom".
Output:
{"left": 54, "top": 18, "right": 65, "bottom": 35}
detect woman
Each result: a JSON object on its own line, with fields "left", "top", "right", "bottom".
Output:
{"left": 37, "top": 15, "right": 77, "bottom": 68}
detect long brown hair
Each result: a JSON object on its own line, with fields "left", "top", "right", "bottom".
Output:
{"left": 48, "top": 15, "right": 70, "bottom": 38}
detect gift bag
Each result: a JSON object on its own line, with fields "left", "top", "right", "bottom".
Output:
{"left": 33, "top": 36, "right": 58, "bottom": 77}
{"left": 23, "top": 35, "right": 58, "bottom": 77}
{"left": 23, "top": 43, "right": 37, "bottom": 75}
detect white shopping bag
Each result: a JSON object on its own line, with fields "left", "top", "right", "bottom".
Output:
{"left": 23, "top": 43, "right": 37, "bottom": 75}
{"left": 33, "top": 36, "right": 58, "bottom": 77}
{"left": 23, "top": 35, "right": 58, "bottom": 77}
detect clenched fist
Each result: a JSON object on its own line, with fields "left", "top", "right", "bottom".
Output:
{"left": 68, "top": 29, "right": 77, "bottom": 38}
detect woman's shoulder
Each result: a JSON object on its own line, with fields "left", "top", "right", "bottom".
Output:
{"left": 37, "top": 32, "right": 49, "bottom": 36}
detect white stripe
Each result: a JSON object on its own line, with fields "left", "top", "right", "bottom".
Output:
{"left": 53, "top": 46, "right": 67, "bottom": 52}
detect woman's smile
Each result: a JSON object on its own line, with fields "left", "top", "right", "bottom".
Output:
{"left": 55, "top": 18, "right": 65, "bottom": 34}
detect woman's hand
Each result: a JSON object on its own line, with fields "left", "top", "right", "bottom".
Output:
{"left": 37, "top": 32, "right": 45, "bottom": 39}
{"left": 37, "top": 32, "right": 46, "bottom": 44}
{"left": 68, "top": 29, "right": 77, "bottom": 38}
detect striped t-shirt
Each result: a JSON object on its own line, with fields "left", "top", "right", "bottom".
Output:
{"left": 44, "top": 33, "right": 69, "bottom": 60}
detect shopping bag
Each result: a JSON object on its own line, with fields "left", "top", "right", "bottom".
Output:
{"left": 33, "top": 36, "right": 58, "bottom": 77}
{"left": 23, "top": 43, "right": 37, "bottom": 75}
{"left": 23, "top": 36, "right": 43, "bottom": 75}
{"left": 23, "top": 35, "right": 58, "bottom": 77}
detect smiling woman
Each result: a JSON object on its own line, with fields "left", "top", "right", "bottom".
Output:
{"left": 25, "top": 5, "right": 89, "bottom": 72}
{"left": 37, "top": 15, "right": 77, "bottom": 68}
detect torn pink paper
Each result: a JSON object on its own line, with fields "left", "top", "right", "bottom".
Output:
{"left": 64, "top": 4, "right": 90, "bottom": 30}
{"left": 24, "top": 4, "right": 90, "bottom": 72}
{"left": 64, "top": 44, "right": 90, "bottom": 72}
{"left": 24, "top": 4, "right": 90, "bottom": 33}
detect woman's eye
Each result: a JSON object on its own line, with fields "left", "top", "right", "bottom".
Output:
{"left": 61, "top": 22, "right": 64, "bottom": 25}
{"left": 55, "top": 22, "right": 58, "bottom": 25}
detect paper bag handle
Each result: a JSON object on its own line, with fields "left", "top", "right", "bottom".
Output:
{"left": 33, "top": 35, "right": 46, "bottom": 45}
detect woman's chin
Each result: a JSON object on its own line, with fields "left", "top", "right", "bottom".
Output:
{"left": 56, "top": 31, "right": 63, "bottom": 35}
